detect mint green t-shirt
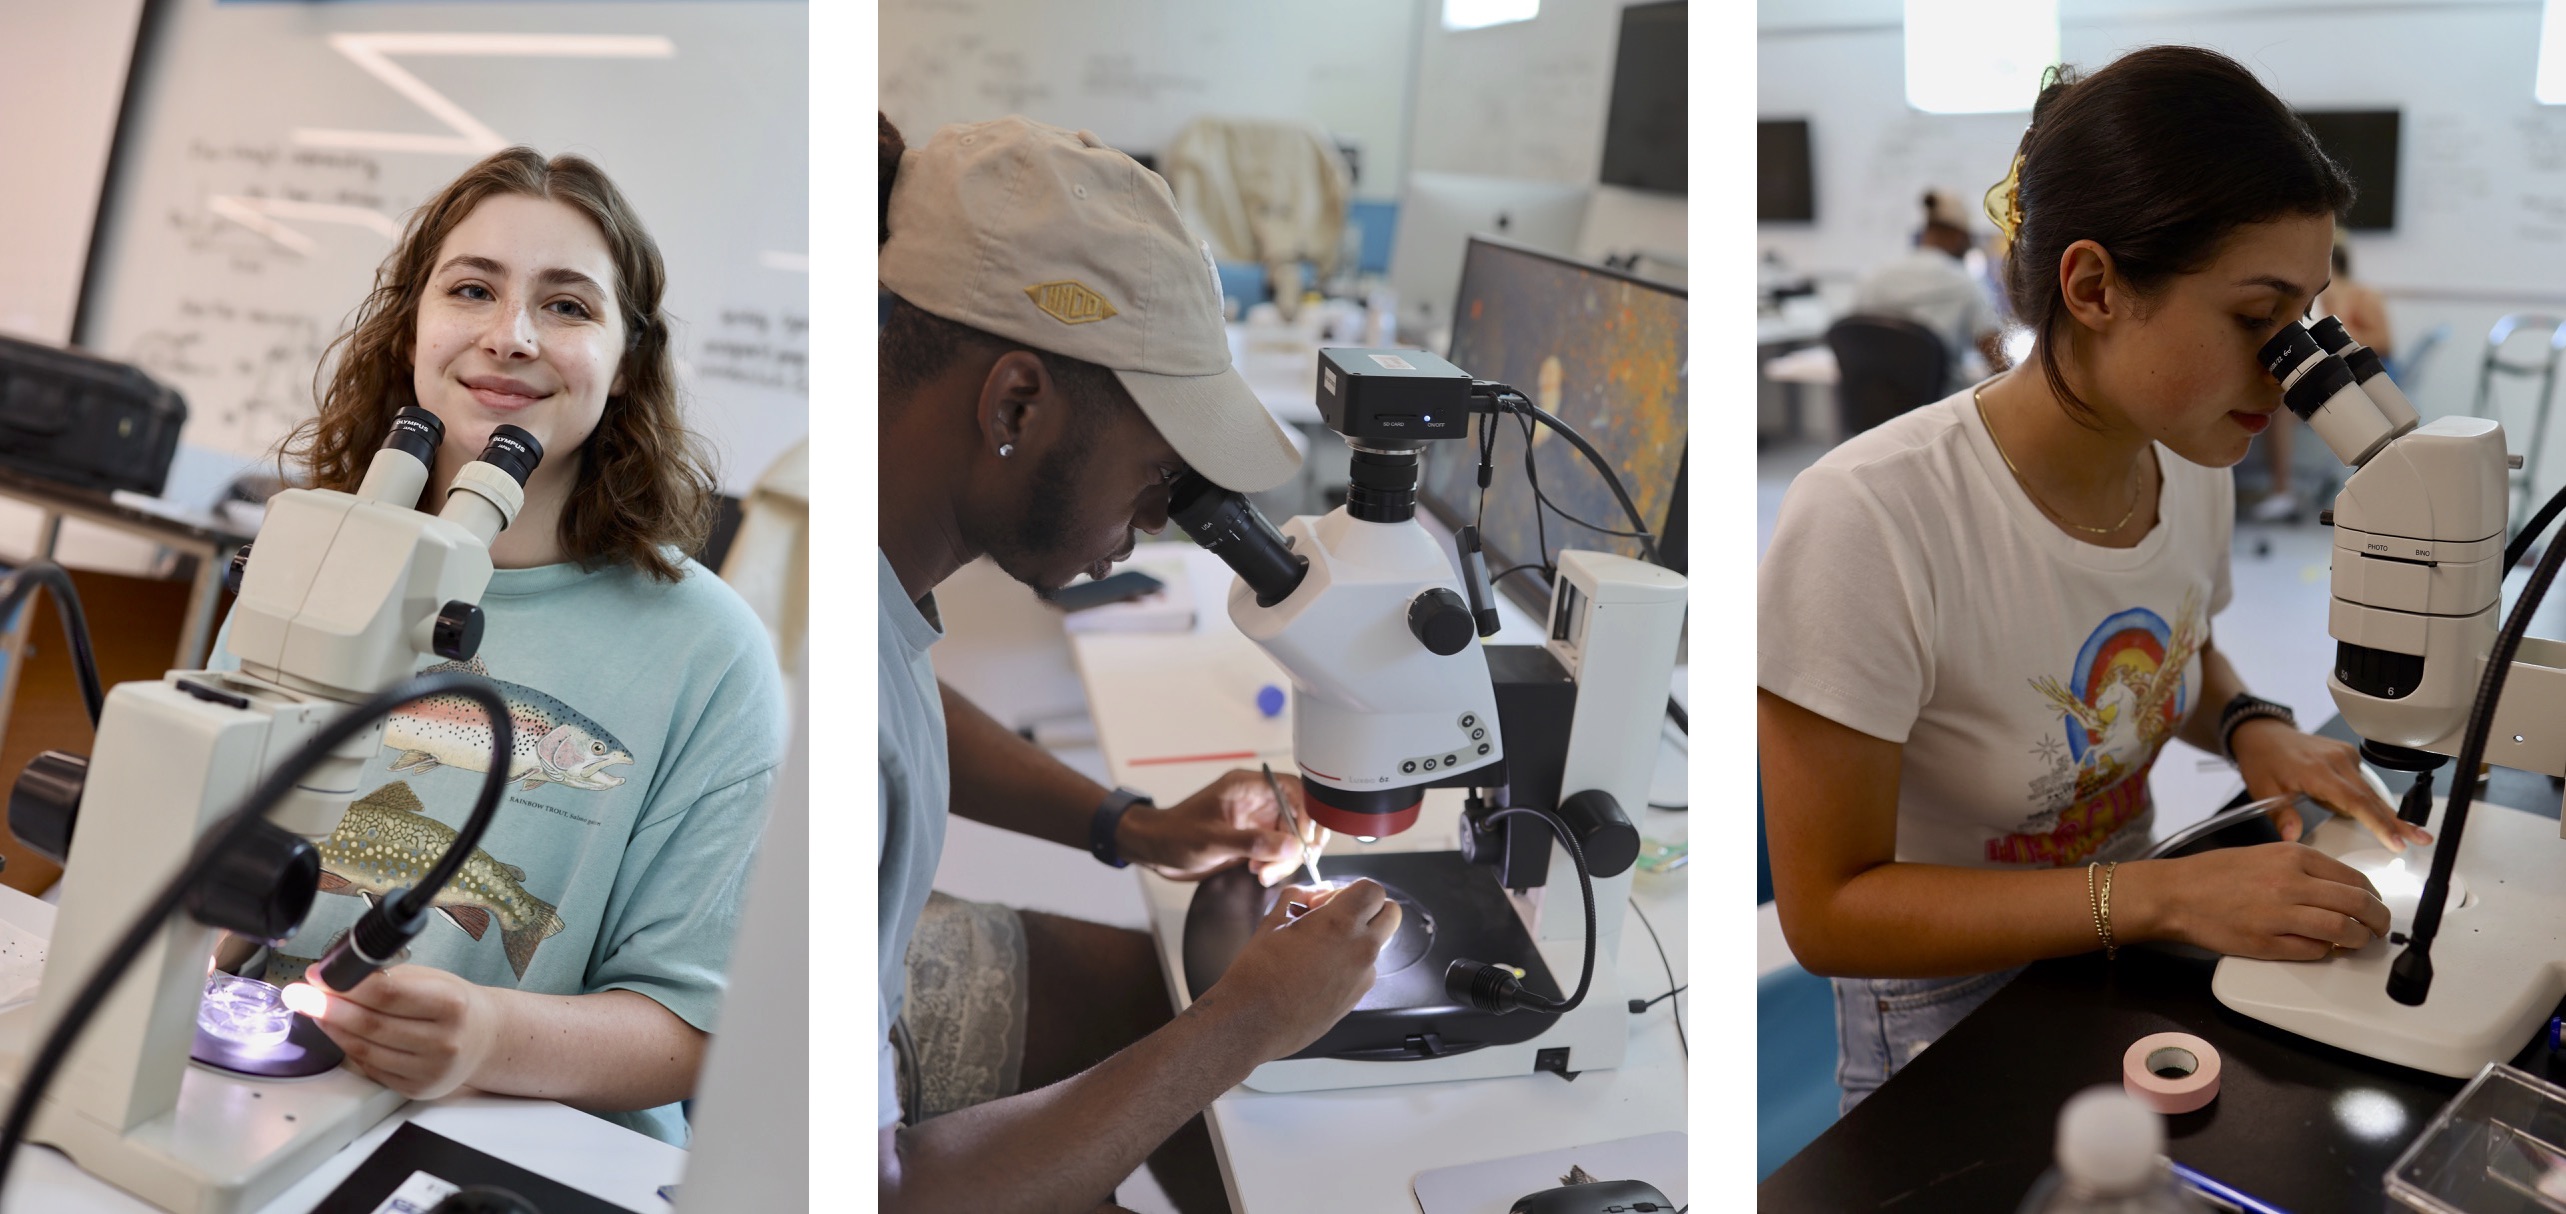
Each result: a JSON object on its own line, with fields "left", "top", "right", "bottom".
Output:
{"left": 214, "top": 556, "right": 788, "bottom": 1145}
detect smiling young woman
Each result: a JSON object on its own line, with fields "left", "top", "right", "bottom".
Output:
{"left": 1757, "top": 46, "right": 2434, "bottom": 1113}
{"left": 291, "top": 150, "right": 709, "bottom": 581}
{"left": 209, "top": 148, "right": 788, "bottom": 1146}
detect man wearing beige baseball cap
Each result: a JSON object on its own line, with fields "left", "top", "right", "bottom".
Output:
{"left": 876, "top": 115, "right": 1404, "bottom": 1212}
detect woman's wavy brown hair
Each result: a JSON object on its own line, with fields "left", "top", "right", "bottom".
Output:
{"left": 288, "top": 146, "right": 717, "bottom": 582}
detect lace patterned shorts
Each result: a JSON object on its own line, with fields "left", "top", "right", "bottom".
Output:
{"left": 891, "top": 892, "right": 1029, "bottom": 1125}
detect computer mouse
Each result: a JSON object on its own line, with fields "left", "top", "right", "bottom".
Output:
{"left": 1508, "top": 1177, "right": 1678, "bottom": 1214}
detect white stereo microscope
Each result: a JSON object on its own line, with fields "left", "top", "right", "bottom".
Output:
{"left": 1173, "top": 348, "right": 1685, "bottom": 1092}
{"left": 0, "top": 406, "right": 539, "bottom": 1213}
{"left": 2213, "top": 317, "right": 2566, "bottom": 1079}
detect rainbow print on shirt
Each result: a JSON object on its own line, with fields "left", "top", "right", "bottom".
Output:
{"left": 1989, "top": 591, "right": 2203, "bottom": 866}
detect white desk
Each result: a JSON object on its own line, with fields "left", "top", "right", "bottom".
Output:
{"left": 1761, "top": 345, "right": 1839, "bottom": 387}
{"left": 1756, "top": 307, "right": 1832, "bottom": 348}
{"left": 0, "top": 884, "right": 683, "bottom": 1214}
{"left": 1068, "top": 544, "right": 1688, "bottom": 1212}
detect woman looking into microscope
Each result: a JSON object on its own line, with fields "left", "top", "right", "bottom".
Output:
{"left": 1757, "top": 46, "right": 2426, "bottom": 1111}
{"left": 213, "top": 147, "right": 787, "bottom": 1143}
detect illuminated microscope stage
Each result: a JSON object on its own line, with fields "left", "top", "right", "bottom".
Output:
{"left": 2212, "top": 798, "right": 2566, "bottom": 1079}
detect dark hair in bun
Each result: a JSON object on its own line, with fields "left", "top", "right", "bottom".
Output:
{"left": 2003, "top": 46, "right": 2354, "bottom": 421}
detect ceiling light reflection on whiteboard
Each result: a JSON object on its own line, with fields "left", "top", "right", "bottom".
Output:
{"left": 1443, "top": 0, "right": 1538, "bottom": 32}
{"left": 1905, "top": 0, "right": 2056, "bottom": 115}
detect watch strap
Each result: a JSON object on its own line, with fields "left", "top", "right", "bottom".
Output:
{"left": 1089, "top": 787, "right": 1151, "bottom": 868}
{"left": 2219, "top": 693, "right": 2297, "bottom": 761}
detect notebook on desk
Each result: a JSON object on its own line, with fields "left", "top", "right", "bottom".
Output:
{"left": 313, "top": 1123, "right": 630, "bottom": 1214}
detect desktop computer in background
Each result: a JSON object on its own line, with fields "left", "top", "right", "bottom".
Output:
{"left": 1419, "top": 235, "right": 1688, "bottom": 621}
{"left": 1388, "top": 174, "right": 1592, "bottom": 352}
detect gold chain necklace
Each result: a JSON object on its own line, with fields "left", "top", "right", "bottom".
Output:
{"left": 1973, "top": 385, "right": 2143, "bottom": 537}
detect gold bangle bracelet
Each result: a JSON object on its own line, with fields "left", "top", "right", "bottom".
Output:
{"left": 2100, "top": 860, "right": 2120, "bottom": 960}
{"left": 2087, "top": 861, "right": 2109, "bottom": 957}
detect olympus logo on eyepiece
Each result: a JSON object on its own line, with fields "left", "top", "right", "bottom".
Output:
{"left": 476, "top": 425, "right": 545, "bottom": 487}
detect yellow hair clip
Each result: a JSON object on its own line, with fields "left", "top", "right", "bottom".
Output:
{"left": 1984, "top": 152, "right": 2026, "bottom": 248}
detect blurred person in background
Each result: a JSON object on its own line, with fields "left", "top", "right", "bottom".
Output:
{"left": 1853, "top": 189, "right": 2012, "bottom": 393}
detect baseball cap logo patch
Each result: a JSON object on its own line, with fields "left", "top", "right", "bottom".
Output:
{"left": 1025, "top": 280, "right": 1119, "bottom": 325}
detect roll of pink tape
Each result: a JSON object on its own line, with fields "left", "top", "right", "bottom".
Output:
{"left": 2123, "top": 1032, "right": 2221, "bottom": 1114}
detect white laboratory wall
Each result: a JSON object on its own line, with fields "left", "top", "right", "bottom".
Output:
{"left": 0, "top": 1, "right": 147, "bottom": 345}
{"left": 1409, "top": 0, "right": 1631, "bottom": 184}
{"left": 878, "top": 0, "right": 1423, "bottom": 201}
{"left": 1762, "top": 0, "right": 2566, "bottom": 504}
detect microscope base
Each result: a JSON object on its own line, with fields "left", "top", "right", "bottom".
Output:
{"left": 0, "top": 1004, "right": 404, "bottom": 1214}
{"left": 2212, "top": 799, "right": 2566, "bottom": 1079}
{"left": 1238, "top": 966, "right": 1627, "bottom": 1093}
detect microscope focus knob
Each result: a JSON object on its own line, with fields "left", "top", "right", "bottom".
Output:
{"left": 433, "top": 600, "right": 485, "bottom": 662}
{"left": 9, "top": 750, "right": 86, "bottom": 864}
{"left": 224, "top": 545, "right": 251, "bottom": 596}
{"left": 1408, "top": 588, "right": 1475, "bottom": 656}
{"left": 184, "top": 818, "right": 319, "bottom": 941}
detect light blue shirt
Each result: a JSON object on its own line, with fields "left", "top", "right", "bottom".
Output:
{"left": 877, "top": 547, "right": 949, "bottom": 1129}
{"left": 215, "top": 555, "right": 788, "bottom": 1144}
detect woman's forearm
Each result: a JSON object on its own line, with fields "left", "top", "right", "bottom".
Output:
{"left": 2178, "top": 641, "right": 2250, "bottom": 755}
{"left": 472, "top": 987, "right": 706, "bottom": 1111}
{"left": 1787, "top": 858, "right": 2177, "bottom": 979}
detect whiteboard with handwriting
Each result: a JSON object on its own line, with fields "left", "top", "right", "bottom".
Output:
{"left": 79, "top": 0, "right": 807, "bottom": 494}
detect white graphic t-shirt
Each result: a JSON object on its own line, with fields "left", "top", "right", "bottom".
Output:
{"left": 1760, "top": 391, "right": 2234, "bottom": 868}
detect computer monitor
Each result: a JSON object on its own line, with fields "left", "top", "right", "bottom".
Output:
{"left": 1388, "top": 172, "right": 1592, "bottom": 349}
{"left": 1758, "top": 119, "right": 1814, "bottom": 222}
{"left": 1599, "top": 1, "right": 1686, "bottom": 195}
{"left": 1420, "top": 236, "right": 1687, "bottom": 620}
{"left": 2296, "top": 109, "right": 2400, "bottom": 231}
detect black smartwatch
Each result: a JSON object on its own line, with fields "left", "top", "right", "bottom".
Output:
{"left": 2219, "top": 692, "right": 2297, "bottom": 761}
{"left": 1089, "top": 787, "right": 1152, "bottom": 869}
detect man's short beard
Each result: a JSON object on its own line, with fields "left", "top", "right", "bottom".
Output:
{"left": 989, "top": 404, "right": 1109, "bottom": 592}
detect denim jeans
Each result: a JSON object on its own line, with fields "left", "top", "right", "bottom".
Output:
{"left": 1833, "top": 966, "right": 2024, "bottom": 1115}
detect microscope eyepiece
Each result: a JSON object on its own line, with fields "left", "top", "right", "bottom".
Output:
{"left": 383, "top": 407, "right": 445, "bottom": 468}
{"left": 2259, "top": 323, "right": 2351, "bottom": 422}
{"left": 1171, "top": 471, "right": 1307, "bottom": 607}
{"left": 475, "top": 425, "right": 543, "bottom": 487}
{"left": 2258, "top": 321, "right": 2398, "bottom": 466}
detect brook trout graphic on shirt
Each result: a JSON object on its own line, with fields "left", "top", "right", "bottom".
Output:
{"left": 312, "top": 780, "right": 566, "bottom": 978}
{"left": 1989, "top": 590, "right": 2205, "bottom": 866}
{"left": 388, "top": 657, "right": 635, "bottom": 792}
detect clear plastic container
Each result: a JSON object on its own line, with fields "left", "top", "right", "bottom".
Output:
{"left": 2388, "top": 1063, "right": 2566, "bottom": 1213}
{"left": 197, "top": 972, "right": 292, "bottom": 1047}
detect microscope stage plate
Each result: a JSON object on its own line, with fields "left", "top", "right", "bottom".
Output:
{"left": 1183, "top": 850, "right": 1564, "bottom": 1061}
{"left": 2213, "top": 800, "right": 2566, "bottom": 1079}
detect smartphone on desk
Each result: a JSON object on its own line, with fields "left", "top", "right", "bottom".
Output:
{"left": 1043, "top": 569, "right": 1164, "bottom": 612}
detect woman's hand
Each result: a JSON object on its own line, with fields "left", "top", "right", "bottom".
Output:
{"left": 295, "top": 965, "right": 503, "bottom": 1100}
{"left": 2229, "top": 718, "right": 2431, "bottom": 851}
{"left": 2119, "top": 844, "right": 2392, "bottom": 961}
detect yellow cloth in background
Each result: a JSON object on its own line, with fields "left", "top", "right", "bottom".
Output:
{"left": 1162, "top": 115, "right": 1353, "bottom": 285}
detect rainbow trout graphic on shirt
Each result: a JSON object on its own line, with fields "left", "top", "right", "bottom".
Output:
{"left": 387, "top": 657, "right": 635, "bottom": 792}
{"left": 1989, "top": 590, "right": 2204, "bottom": 866}
{"left": 311, "top": 780, "right": 567, "bottom": 978}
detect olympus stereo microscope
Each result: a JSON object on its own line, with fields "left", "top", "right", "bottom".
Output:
{"left": 2212, "top": 316, "right": 2566, "bottom": 1078}
{"left": 1173, "top": 348, "right": 1685, "bottom": 1092}
{"left": 0, "top": 407, "right": 541, "bottom": 1213}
